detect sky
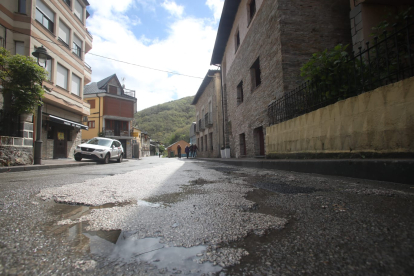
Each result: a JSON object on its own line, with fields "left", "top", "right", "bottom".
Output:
{"left": 85, "top": 0, "right": 224, "bottom": 111}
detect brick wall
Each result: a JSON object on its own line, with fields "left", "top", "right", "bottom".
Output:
{"left": 223, "top": 0, "right": 352, "bottom": 158}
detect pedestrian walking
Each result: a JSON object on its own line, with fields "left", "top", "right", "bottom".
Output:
{"left": 185, "top": 145, "right": 190, "bottom": 159}
{"left": 189, "top": 144, "right": 194, "bottom": 158}
{"left": 193, "top": 144, "right": 198, "bottom": 158}
{"left": 177, "top": 144, "right": 181, "bottom": 158}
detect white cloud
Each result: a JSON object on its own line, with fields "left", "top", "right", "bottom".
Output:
{"left": 206, "top": 0, "right": 224, "bottom": 22}
{"left": 85, "top": 0, "right": 223, "bottom": 111}
{"left": 161, "top": 0, "right": 184, "bottom": 18}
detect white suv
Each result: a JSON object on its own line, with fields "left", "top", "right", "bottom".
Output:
{"left": 74, "top": 137, "right": 124, "bottom": 164}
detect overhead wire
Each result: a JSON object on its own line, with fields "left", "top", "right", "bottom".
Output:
{"left": 4, "top": 27, "right": 204, "bottom": 79}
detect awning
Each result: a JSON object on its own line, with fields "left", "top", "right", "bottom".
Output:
{"left": 48, "top": 115, "right": 88, "bottom": 130}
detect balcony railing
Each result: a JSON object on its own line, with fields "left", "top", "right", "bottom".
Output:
{"left": 205, "top": 112, "right": 213, "bottom": 127}
{"left": 123, "top": 88, "right": 135, "bottom": 98}
{"left": 102, "top": 128, "right": 133, "bottom": 137}
{"left": 84, "top": 62, "right": 92, "bottom": 71}
{"left": 268, "top": 18, "right": 414, "bottom": 126}
{"left": 198, "top": 119, "right": 204, "bottom": 131}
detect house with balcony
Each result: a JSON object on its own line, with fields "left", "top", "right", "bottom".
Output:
{"left": 189, "top": 122, "right": 197, "bottom": 145}
{"left": 82, "top": 74, "right": 137, "bottom": 158}
{"left": 210, "top": 0, "right": 351, "bottom": 158}
{"left": 0, "top": 0, "right": 93, "bottom": 162}
{"left": 191, "top": 70, "right": 224, "bottom": 158}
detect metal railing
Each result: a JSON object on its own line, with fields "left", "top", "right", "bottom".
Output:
{"left": 198, "top": 119, "right": 205, "bottom": 131}
{"left": 84, "top": 62, "right": 92, "bottom": 71}
{"left": 123, "top": 89, "right": 135, "bottom": 98}
{"left": 269, "top": 18, "right": 413, "bottom": 126}
{"left": 205, "top": 112, "right": 213, "bottom": 127}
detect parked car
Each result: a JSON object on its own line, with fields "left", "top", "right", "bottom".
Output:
{"left": 74, "top": 137, "right": 123, "bottom": 164}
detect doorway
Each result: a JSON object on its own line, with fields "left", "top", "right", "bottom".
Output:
{"left": 53, "top": 128, "right": 67, "bottom": 159}
{"left": 253, "top": 126, "right": 265, "bottom": 156}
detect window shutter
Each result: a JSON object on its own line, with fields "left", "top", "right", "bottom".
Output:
{"left": 57, "top": 64, "right": 68, "bottom": 89}
{"left": 59, "top": 22, "right": 70, "bottom": 44}
{"left": 74, "top": 0, "right": 83, "bottom": 22}
{"left": 71, "top": 74, "right": 81, "bottom": 95}
{"left": 36, "top": 1, "right": 54, "bottom": 22}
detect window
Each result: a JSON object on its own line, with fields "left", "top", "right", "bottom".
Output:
{"left": 74, "top": 0, "right": 84, "bottom": 22}
{"left": 45, "top": 58, "right": 52, "bottom": 81}
{"left": 15, "top": 41, "right": 24, "bottom": 55}
{"left": 248, "top": 0, "right": 256, "bottom": 24}
{"left": 235, "top": 29, "right": 240, "bottom": 52}
{"left": 36, "top": 1, "right": 54, "bottom": 33}
{"left": 88, "top": 121, "right": 95, "bottom": 128}
{"left": 121, "top": 121, "right": 128, "bottom": 131}
{"left": 63, "top": 0, "right": 71, "bottom": 7}
{"left": 109, "top": 85, "right": 117, "bottom": 95}
{"left": 240, "top": 133, "right": 246, "bottom": 156}
{"left": 209, "top": 132, "right": 213, "bottom": 151}
{"left": 18, "top": 0, "right": 27, "bottom": 14}
{"left": 47, "top": 126, "right": 54, "bottom": 139}
{"left": 56, "top": 63, "right": 68, "bottom": 89}
{"left": 71, "top": 73, "right": 81, "bottom": 96}
{"left": 58, "top": 21, "right": 70, "bottom": 47}
{"left": 237, "top": 81, "right": 243, "bottom": 105}
{"left": 204, "top": 135, "right": 207, "bottom": 151}
{"left": 87, "top": 99, "right": 95, "bottom": 108}
{"left": 250, "top": 57, "right": 261, "bottom": 91}
{"left": 72, "top": 34, "right": 82, "bottom": 58}
{"left": 105, "top": 119, "right": 113, "bottom": 129}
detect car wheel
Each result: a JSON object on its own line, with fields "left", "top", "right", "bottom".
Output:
{"left": 117, "top": 153, "right": 123, "bottom": 163}
{"left": 103, "top": 153, "right": 110, "bottom": 164}
{"left": 75, "top": 156, "right": 82, "bottom": 161}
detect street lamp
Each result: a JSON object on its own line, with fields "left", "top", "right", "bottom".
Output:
{"left": 32, "top": 46, "right": 52, "bottom": 165}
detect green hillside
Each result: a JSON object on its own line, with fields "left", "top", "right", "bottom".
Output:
{"left": 133, "top": 96, "right": 195, "bottom": 145}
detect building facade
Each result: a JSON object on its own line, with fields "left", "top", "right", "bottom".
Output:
{"left": 82, "top": 74, "right": 137, "bottom": 159}
{"left": 210, "top": 0, "right": 352, "bottom": 158}
{"left": 0, "top": 0, "right": 93, "bottom": 160}
{"left": 192, "top": 70, "right": 224, "bottom": 158}
{"left": 189, "top": 122, "right": 196, "bottom": 145}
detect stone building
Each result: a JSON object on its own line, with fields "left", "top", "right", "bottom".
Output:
{"left": 0, "top": 0, "right": 92, "bottom": 162}
{"left": 82, "top": 74, "right": 137, "bottom": 158}
{"left": 191, "top": 70, "right": 224, "bottom": 158}
{"left": 210, "top": 0, "right": 352, "bottom": 158}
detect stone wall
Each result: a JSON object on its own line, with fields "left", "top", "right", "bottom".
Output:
{"left": 0, "top": 136, "right": 33, "bottom": 166}
{"left": 266, "top": 76, "right": 414, "bottom": 158}
{"left": 223, "top": 0, "right": 352, "bottom": 158}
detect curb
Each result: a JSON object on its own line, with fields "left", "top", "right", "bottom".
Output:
{"left": 201, "top": 159, "right": 414, "bottom": 185}
{"left": 0, "top": 161, "right": 99, "bottom": 173}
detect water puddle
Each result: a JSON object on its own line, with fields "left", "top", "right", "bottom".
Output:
{"left": 47, "top": 202, "right": 222, "bottom": 275}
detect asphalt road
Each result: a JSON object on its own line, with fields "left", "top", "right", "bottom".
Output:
{"left": 0, "top": 157, "right": 413, "bottom": 275}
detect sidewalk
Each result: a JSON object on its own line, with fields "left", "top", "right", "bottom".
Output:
{"left": 199, "top": 158, "right": 414, "bottom": 185}
{"left": 0, "top": 158, "right": 131, "bottom": 174}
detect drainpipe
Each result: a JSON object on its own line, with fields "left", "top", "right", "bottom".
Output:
{"left": 97, "top": 94, "right": 101, "bottom": 134}
{"left": 218, "top": 65, "right": 226, "bottom": 148}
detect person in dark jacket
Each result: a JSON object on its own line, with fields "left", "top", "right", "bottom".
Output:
{"left": 177, "top": 144, "right": 181, "bottom": 158}
{"left": 189, "top": 144, "right": 194, "bottom": 158}
{"left": 185, "top": 145, "right": 190, "bottom": 159}
{"left": 193, "top": 144, "right": 198, "bottom": 158}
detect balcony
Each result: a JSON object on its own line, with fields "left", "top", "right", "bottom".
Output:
{"left": 205, "top": 112, "right": 213, "bottom": 127}
{"left": 198, "top": 119, "right": 205, "bottom": 131}
{"left": 102, "top": 128, "right": 133, "bottom": 138}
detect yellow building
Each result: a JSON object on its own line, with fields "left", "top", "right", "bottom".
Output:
{"left": 82, "top": 74, "right": 137, "bottom": 158}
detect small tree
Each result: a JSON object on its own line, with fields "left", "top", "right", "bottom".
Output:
{"left": 0, "top": 48, "right": 48, "bottom": 115}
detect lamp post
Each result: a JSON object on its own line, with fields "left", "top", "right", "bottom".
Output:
{"left": 32, "top": 46, "right": 52, "bottom": 165}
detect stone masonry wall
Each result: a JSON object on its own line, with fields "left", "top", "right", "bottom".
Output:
{"left": 224, "top": 0, "right": 352, "bottom": 158}
{"left": 195, "top": 74, "right": 222, "bottom": 158}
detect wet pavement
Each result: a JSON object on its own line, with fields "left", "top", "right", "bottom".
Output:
{"left": 0, "top": 157, "right": 413, "bottom": 275}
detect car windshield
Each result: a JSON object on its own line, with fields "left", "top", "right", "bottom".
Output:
{"left": 86, "top": 138, "right": 112, "bottom": 147}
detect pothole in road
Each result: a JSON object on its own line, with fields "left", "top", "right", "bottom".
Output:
{"left": 250, "top": 180, "right": 319, "bottom": 195}
{"left": 209, "top": 167, "right": 240, "bottom": 173}
{"left": 47, "top": 202, "right": 223, "bottom": 275}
